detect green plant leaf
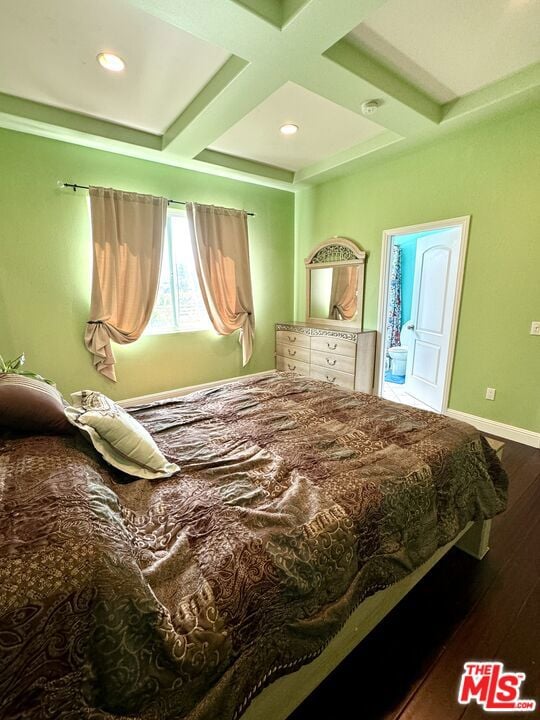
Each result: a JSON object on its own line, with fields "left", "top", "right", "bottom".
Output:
{"left": 17, "top": 371, "right": 54, "bottom": 385}
{"left": 12, "top": 353, "right": 25, "bottom": 370}
{"left": 0, "top": 354, "right": 54, "bottom": 385}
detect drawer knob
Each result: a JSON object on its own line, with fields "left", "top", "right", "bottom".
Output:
{"left": 326, "top": 375, "right": 336, "bottom": 383}
{"left": 288, "top": 363, "right": 296, "bottom": 371}
{"left": 326, "top": 358, "right": 336, "bottom": 366}
{"left": 288, "top": 349, "right": 296, "bottom": 356}
{"left": 327, "top": 342, "right": 337, "bottom": 350}
{"left": 288, "top": 335, "right": 296, "bottom": 342}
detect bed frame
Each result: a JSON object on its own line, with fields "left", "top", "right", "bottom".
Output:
{"left": 240, "top": 438, "right": 503, "bottom": 720}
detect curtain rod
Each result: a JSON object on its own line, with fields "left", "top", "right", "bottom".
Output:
{"left": 59, "top": 183, "right": 256, "bottom": 216}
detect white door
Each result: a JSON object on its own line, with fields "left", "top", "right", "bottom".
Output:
{"left": 405, "top": 228, "right": 461, "bottom": 411}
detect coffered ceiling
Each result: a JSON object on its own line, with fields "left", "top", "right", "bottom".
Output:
{"left": 0, "top": 0, "right": 538, "bottom": 190}
{"left": 0, "top": 0, "right": 230, "bottom": 134}
{"left": 210, "top": 82, "right": 385, "bottom": 171}
{"left": 348, "top": 0, "right": 540, "bottom": 103}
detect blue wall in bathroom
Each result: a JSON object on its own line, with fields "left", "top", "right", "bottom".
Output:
{"left": 395, "top": 236, "right": 417, "bottom": 327}
{"left": 393, "top": 228, "right": 449, "bottom": 335}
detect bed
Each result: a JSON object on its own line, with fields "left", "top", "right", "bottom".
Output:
{"left": 0, "top": 372, "right": 508, "bottom": 720}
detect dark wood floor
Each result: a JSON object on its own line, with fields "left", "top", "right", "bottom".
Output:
{"left": 291, "top": 439, "right": 540, "bottom": 720}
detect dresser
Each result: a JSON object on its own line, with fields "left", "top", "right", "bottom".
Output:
{"left": 275, "top": 322, "right": 376, "bottom": 393}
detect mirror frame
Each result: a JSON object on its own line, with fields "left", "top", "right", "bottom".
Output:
{"left": 305, "top": 237, "right": 366, "bottom": 329}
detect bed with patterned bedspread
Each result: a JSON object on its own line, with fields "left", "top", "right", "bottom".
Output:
{"left": 0, "top": 373, "right": 507, "bottom": 719}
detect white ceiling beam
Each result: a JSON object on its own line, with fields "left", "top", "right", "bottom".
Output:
{"left": 195, "top": 148, "right": 295, "bottom": 183}
{"left": 298, "top": 45, "right": 441, "bottom": 132}
{"left": 163, "top": 61, "right": 287, "bottom": 156}
{"left": 232, "top": 0, "right": 283, "bottom": 27}
{"left": 283, "top": 0, "right": 390, "bottom": 53}
{"left": 441, "top": 62, "right": 540, "bottom": 127}
{"left": 126, "top": 0, "right": 439, "bottom": 158}
{"left": 0, "top": 92, "right": 162, "bottom": 150}
{"left": 125, "top": 0, "right": 279, "bottom": 59}
{"left": 294, "top": 129, "right": 402, "bottom": 183}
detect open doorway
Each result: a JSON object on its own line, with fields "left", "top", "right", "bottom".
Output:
{"left": 376, "top": 217, "right": 470, "bottom": 413}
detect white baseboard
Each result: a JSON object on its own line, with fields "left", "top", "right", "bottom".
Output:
{"left": 446, "top": 408, "right": 540, "bottom": 449}
{"left": 119, "top": 370, "right": 276, "bottom": 408}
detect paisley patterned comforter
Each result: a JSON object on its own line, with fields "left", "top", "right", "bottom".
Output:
{"left": 0, "top": 373, "right": 508, "bottom": 719}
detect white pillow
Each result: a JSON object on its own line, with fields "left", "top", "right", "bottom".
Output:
{"left": 65, "top": 391, "right": 179, "bottom": 480}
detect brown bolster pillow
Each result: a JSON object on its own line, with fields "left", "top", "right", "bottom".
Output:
{"left": 0, "top": 374, "right": 73, "bottom": 435}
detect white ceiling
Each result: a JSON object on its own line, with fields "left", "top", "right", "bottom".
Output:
{"left": 0, "top": 0, "right": 538, "bottom": 185}
{"left": 0, "top": 0, "right": 230, "bottom": 134}
{"left": 209, "top": 82, "right": 385, "bottom": 171}
{"left": 348, "top": 0, "right": 540, "bottom": 103}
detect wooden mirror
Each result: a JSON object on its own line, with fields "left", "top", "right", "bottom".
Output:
{"left": 305, "top": 237, "right": 366, "bottom": 329}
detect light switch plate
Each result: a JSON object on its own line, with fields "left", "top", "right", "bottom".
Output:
{"left": 485, "top": 387, "right": 496, "bottom": 401}
{"left": 530, "top": 321, "right": 540, "bottom": 336}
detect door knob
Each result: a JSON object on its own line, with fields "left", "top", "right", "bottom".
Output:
{"left": 406, "top": 323, "right": 415, "bottom": 330}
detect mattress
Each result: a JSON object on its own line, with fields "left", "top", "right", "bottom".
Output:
{"left": 0, "top": 373, "right": 508, "bottom": 719}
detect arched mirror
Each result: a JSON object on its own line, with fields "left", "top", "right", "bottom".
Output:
{"left": 305, "top": 237, "right": 366, "bottom": 329}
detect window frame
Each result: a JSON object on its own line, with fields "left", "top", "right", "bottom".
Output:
{"left": 145, "top": 209, "right": 211, "bottom": 336}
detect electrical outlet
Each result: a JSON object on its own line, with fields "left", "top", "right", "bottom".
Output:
{"left": 530, "top": 321, "right": 540, "bottom": 336}
{"left": 485, "top": 387, "right": 496, "bottom": 401}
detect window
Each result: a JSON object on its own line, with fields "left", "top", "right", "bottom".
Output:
{"left": 147, "top": 212, "right": 211, "bottom": 334}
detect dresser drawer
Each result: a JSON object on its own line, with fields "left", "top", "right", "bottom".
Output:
{"left": 310, "top": 365, "right": 355, "bottom": 390}
{"left": 311, "top": 349, "right": 355, "bottom": 375}
{"left": 276, "top": 356, "right": 310, "bottom": 376}
{"left": 311, "top": 335, "right": 356, "bottom": 358}
{"left": 276, "top": 330, "right": 310, "bottom": 349}
{"left": 276, "top": 342, "right": 310, "bottom": 364}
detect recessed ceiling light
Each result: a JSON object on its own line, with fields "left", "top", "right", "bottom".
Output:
{"left": 97, "top": 52, "right": 125, "bottom": 72}
{"left": 280, "top": 123, "right": 299, "bottom": 136}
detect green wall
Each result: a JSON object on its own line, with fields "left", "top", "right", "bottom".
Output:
{"left": 295, "top": 106, "right": 540, "bottom": 433}
{"left": 0, "top": 129, "right": 294, "bottom": 400}
{"left": 2, "top": 106, "right": 539, "bottom": 432}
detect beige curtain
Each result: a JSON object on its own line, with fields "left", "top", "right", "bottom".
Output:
{"left": 85, "top": 187, "right": 168, "bottom": 381}
{"left": 328, "top": 265, "right": 358, "bottom": 320}
{"left": 186, "top": 203, "right": 254, "bottom": 365}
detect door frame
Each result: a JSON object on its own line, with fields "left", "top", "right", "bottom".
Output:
{"left": 375, "top": 216, "right": 471, "bottom": 412}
